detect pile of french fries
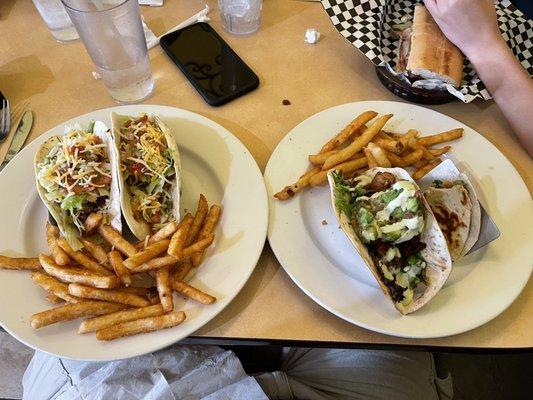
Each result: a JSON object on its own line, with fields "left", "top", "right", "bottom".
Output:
{"left": 274, "top": 111, "right": 463, "bottom": 200}
{"left": 0, "top": 194, "right": 221, "bottom": 341}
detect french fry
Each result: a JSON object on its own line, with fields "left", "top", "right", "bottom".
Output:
{"left": 383, "top": 150, "right": 406, "bottom": 167}
{"left": 79, "top": 304, "right": 164, "bottom": 334}
{"left": 46, "top": 293, "right": 63, "bottom": 304}
{"left": 107, "top": 250, "right": 132, "bottom": 287}
{"left": 373, "top": 138, "right": 404, "bottom": 154}
{"left": 185, "top": 195, "right": 208, "bottom": 246}
{"left": 98, "top": 225, "right": 137, "bottom": 258}
{"left": 31, "top": 271, "right": 79, "bottom": 303}
{"left": 30, "top": 300, "right": 127, "bottom": 329}
{"left": 412, "top": 160, "right": 428, "bottom": 169}
{"left": 321, "top": 114, "right": 392, "bottom": 170}
{"left": 120, "top": 287, "right": 150, "bottom": 298}
{"left": 146, "top": 288, "right": 161, "bottom": 305}
{"left": 274, "top": 166, "right": 321, "bottom": 200}
{"left": 0, "top": 255, "right": 41, "bottom": 271}
{"left": 156, "top": 267, "right": 173, "bottom": 312}
{"left": 39, "top": 254, "right": 119, "bottom": 289}
{"left": 130, "top": 255, "right": 178, "bottom": 272}
{"left": 82, "top": 239, "right": 112, "bottom": 270}
{"left": 367, "top": 142, "right": 391, "bottom": 167}
{"left": 171, "top": 260, "right": 193, "bottom": 283}
{"left": 134, "top": 236, "right": 150, "bottom": 250}
{"left": 407, "top": 138, "right": 434, "bottom": 161}
{"left": 309, "top": 157, "right": 368, "bottom": 187}
{"left": 364, "top": 147, "right": 378, "bottom": 168}
{"left": 171, "top": 281, "right": 216, "bottom": 305}
{"left": 191, "top": 205, "right": 221, "bottom": 267}
{"left": 412, "top": 158, "right": 443, "bottom": 180}
{"left": 45, "top": 223, "right": 70, "bottom": 266}
{"left": 417, "top": 128, "right": 463, "bottom": 147}
{"left": 123, "top": 239, "right": 170, "bottom": 270}
{"left": 308, "top": 150, "right": 339, "bottom": 166}
{"left": 428, "top": 145, "right": 452, "bottom": 157}
{"left": 401, "top": 149, "right": 424, "bottom": 166}
{"left": 68, "top": 283, "right": 150, "bottom": 307}
{"left": 95, "top": 310, "right": 186, "bottom": 341}
{"left": 57, "top": 237, "right": 112, "bottom": 276}
{"left": 398, "top": 129, "right": 419, "bottom": 148}
{"left": 376, "top": 130, "right": 396, "bottom": 141}
{"left": 168, "top": 214, "right": 193, "bottom": 258}
{"left": 319, "top": 111, "right": 378, "bottom": 153}
{"left": 148, "top": 222, "right": 178, "bottom": 244}
{"left": 84, "top": 212, "right": 104, "bottom": 235}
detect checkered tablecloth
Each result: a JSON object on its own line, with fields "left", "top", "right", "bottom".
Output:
{"left": 321, "top": 0, "right": 533, "bottom": 102}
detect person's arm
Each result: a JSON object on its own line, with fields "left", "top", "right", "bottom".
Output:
{"left": 424, "top": 0, "right": 533, "bottom": 157}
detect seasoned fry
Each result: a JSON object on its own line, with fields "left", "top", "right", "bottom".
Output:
{"left": 373, "top": 138, "right": 404, "bottom": 154}
{"left": 131, "top": 255, "right": 178, "bottom": 272}
{"left": 171, "top": 281, "right": 216, "bottom": 305}
{"left": 134, "top": 236, "right": 150, "bottom": 250}
{"left": 156, "top": 266, "right": 173, "bottom": 312}
{"left": 107, "top": 250, "right": 132, "bottom": 287}
{"left": 274, "top": 166, "right": 321, "bottom": 200}
{"left": 191, "top": 205, "right": 221, "bottom": 267}
{"left": 123, "top": 239, "right": 170, "bottom": 270}
{"left": 412, "top": 158, "right": 443, "bottom": 180}
{"left": 417, "top": 128, "right": 463, "bottom": 147}
{"left": 0, "top": 255, "right": 41, "bottom": 271}
{"left": 364, "top": 147, "right": 378, "bottom": 168}
{"left": 39, "top": 254, "right": 119, "bottom": 289}
{"left": 186, "top": 195, "right": 208, "bottom": 246}
{"left": 322, "top": 114, "right": 392, "bottom": 170}
{"left": 398, "top": 129, "right": 419, "bottom": 148}
{"left": 309, "top": 157, "right": 368, "bottom": 187}
{"left": 146, "top": 287, "right": 161, "bottom": 305}
{"left": 79, "top": 304, "right": 164, "bottom": 334}
{"left": 367, "top": 142, "right": 391, "bottom": 167}
{"left": 168, "top": 214, "right": 193, "bottom": 258}
{"left": 308, "top": 150, "right": 339, "bottom": 165}
{"left": 31, "top": 271, "right": 79, "bottom": 303}
{"left": 376, "top": 130, "right": 396, "bottom": 141}
{"left": 30, "top": 300, "right": 127, "bottom": 329}
{"left": 84, "top": 212, "right": 104, "bottom": 235}
{"left": 148, "top": 222, "right": 178, "bottom": 244}
{"left": 45, "top": 223, "right": 70, "bottom": 266}
{"left": 171, "top": 260, "right": 193, "bottom": 283}
{"left": 82, "top": 239, "right": 111, "bottom": 270}
{"left": 57, "top": 238, "right": 112, "bottom": 275}
{"left": 428, "top": 145, "right": 451, "bottom": 157}
{"left": 95, "top": 310, "right": 186, "bottom": 341}
{"left": 412, "top": 160, "right": 428, "bottom": 169}
{"left": 120, "top": 287, "right": 150, "bottom": 298}
{"left": 98, "top": 225, "right": 137, "bottom": 258}
{"left": 46, "top": 293, "right": 64, "bottom": 304}
{"left": 407, "top": 138, "right": 435, "bottom": 161}
{"left": 383, "top": 150, "right": 406, "bottom": 167}
{"left": 319, "top": 111, "right": 378, "bottom": 153}
{"left": 401, "top": 149, "right": 424, "bottom": 166}
{"left": 68, "top": 283, "right": 150, "bottom": 307}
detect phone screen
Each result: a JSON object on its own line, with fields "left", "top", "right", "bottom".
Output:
{"left": 160, "top": 23, "right": 259, "bottom": 106}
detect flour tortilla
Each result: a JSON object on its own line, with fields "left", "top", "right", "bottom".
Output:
{"left": 34, "top": 121, "right": 122, "bottom": 250}
{"left": 328, "top": 167, "right": 452, "bottom": 315}
{"left": 111, "top": 113, "right": 182, "bottom": 240}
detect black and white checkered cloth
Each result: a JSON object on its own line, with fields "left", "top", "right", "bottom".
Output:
{"left": 321, "top": 0, "right": 533, "bottom": 102}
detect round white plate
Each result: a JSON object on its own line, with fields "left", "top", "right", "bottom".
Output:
{"left": 0, "top": 105, "right": 268, "bottom": 361}
{"left": 265, "top": 101, "right": 532, "bottom": 339}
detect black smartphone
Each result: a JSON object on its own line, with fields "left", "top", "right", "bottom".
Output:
{"left": 160, "top": 23, "right": 260, "bottom": 106}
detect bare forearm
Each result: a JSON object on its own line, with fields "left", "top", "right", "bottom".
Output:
{"left": 466, "top": 39, "right": 533, "bottom": 157}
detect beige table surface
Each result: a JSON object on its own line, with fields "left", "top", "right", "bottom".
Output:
{"left": 1, "top": 0, "right": 531, "bottom": 349}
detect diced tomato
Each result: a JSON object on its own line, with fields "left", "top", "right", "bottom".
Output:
{"left": 93, "top": 136, "right": 102, "bottom": 145}
{"left": 150, "top": 212, "right": 161, "bottom": 224}
{"left": 131, "top": 163, "right": 144, "bottom": 175}
{"left": 135, "top": 114, "right": 148, "bottom": 124}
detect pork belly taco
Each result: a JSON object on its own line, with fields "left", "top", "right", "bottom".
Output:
{"left": 328, "top": 168, "right": 452, "bottom": 315}
{"left": 35, "top": 121, "right": 121, "bottom": 250}
{"left": 111, "top": 112, "right": 181, "bottom": 240}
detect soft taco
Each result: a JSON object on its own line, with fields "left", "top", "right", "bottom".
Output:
{"left": 328, "top": 168, "right": 452, "bottom": 315}
{"left": 111, "top": 112, "right": 181, "bottom": 240}
{"left": 419, "top": 159, "right": 481, "bottom": 261}
{"left": 35, "top": 121, "right": 121, "bottom": 250}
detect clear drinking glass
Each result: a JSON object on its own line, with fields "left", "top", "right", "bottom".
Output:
{"left": 32, "top": 0, "right": 79, "bottom": 42}
{"left": 61, "top": 0, "right": 154, "bottom": 103}
{"left": 218, "top": 0, "right": 263, "bottom": 35}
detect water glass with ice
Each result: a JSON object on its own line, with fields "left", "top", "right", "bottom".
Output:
{"left": 32, "top": 0, "right": 79, "bottom": 42}
{"left": 61, "top": 0, "right": 154, "bottom": 104}
{"left": 219, "top": 0, "right": 263, "bottom": 35}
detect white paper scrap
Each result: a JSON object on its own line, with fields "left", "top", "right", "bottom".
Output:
{"left": 304, "top": 28, "right": 320, "bottom": 44}
{"left": 139, "top": 0, "right": 163, "bottom": 6}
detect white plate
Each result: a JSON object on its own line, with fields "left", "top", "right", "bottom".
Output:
{"left": 0, "top": 105, "right": 268, "bottom": 361}
{"left": 265, "top": 101, "right": 533, "bottom": 339}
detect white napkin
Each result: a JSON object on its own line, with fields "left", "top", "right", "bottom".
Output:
{"left": 139, "top": 0, "right": 163, "bottom": 6}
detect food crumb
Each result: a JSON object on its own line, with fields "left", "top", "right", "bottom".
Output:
{"left": 282, "top": 99, "right": 291, "bottom": 105}
{"left": 321, "top": 220, "right": 328, "bottom": 225}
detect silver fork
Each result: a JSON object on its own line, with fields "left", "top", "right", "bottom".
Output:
{"left": 0, "top": 99, "right": 10, "bottom": 142}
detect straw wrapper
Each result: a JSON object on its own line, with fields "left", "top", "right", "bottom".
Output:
{"left": 321, "top": 0, "right": 533, "bottom": 102}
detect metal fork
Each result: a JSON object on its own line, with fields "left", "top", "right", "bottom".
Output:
{"left": 0, "top": 99, "right": 10, "bottom": 142}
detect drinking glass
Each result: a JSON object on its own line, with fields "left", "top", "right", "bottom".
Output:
{"left": 61, "top": 0, "right": 154, "bottom": 103}
{"left": 32, "top": 0, "right": 79, "bottom": 42}
{"left": 218, "top": 0, "right": 263, "bottom": 35}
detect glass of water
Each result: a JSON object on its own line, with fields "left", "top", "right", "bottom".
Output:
{"left": 32, "top": 0, "right": 79, "bottom": 42}
{"left": 218, "top": 0, "right": 263, "bottom": 35}
{"left": 61, "top": 0, "right": 154, "bottom": 103}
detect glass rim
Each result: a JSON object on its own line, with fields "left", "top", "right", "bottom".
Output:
{"left": 61, "top": 0, "right": 131, "bottom": 13}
